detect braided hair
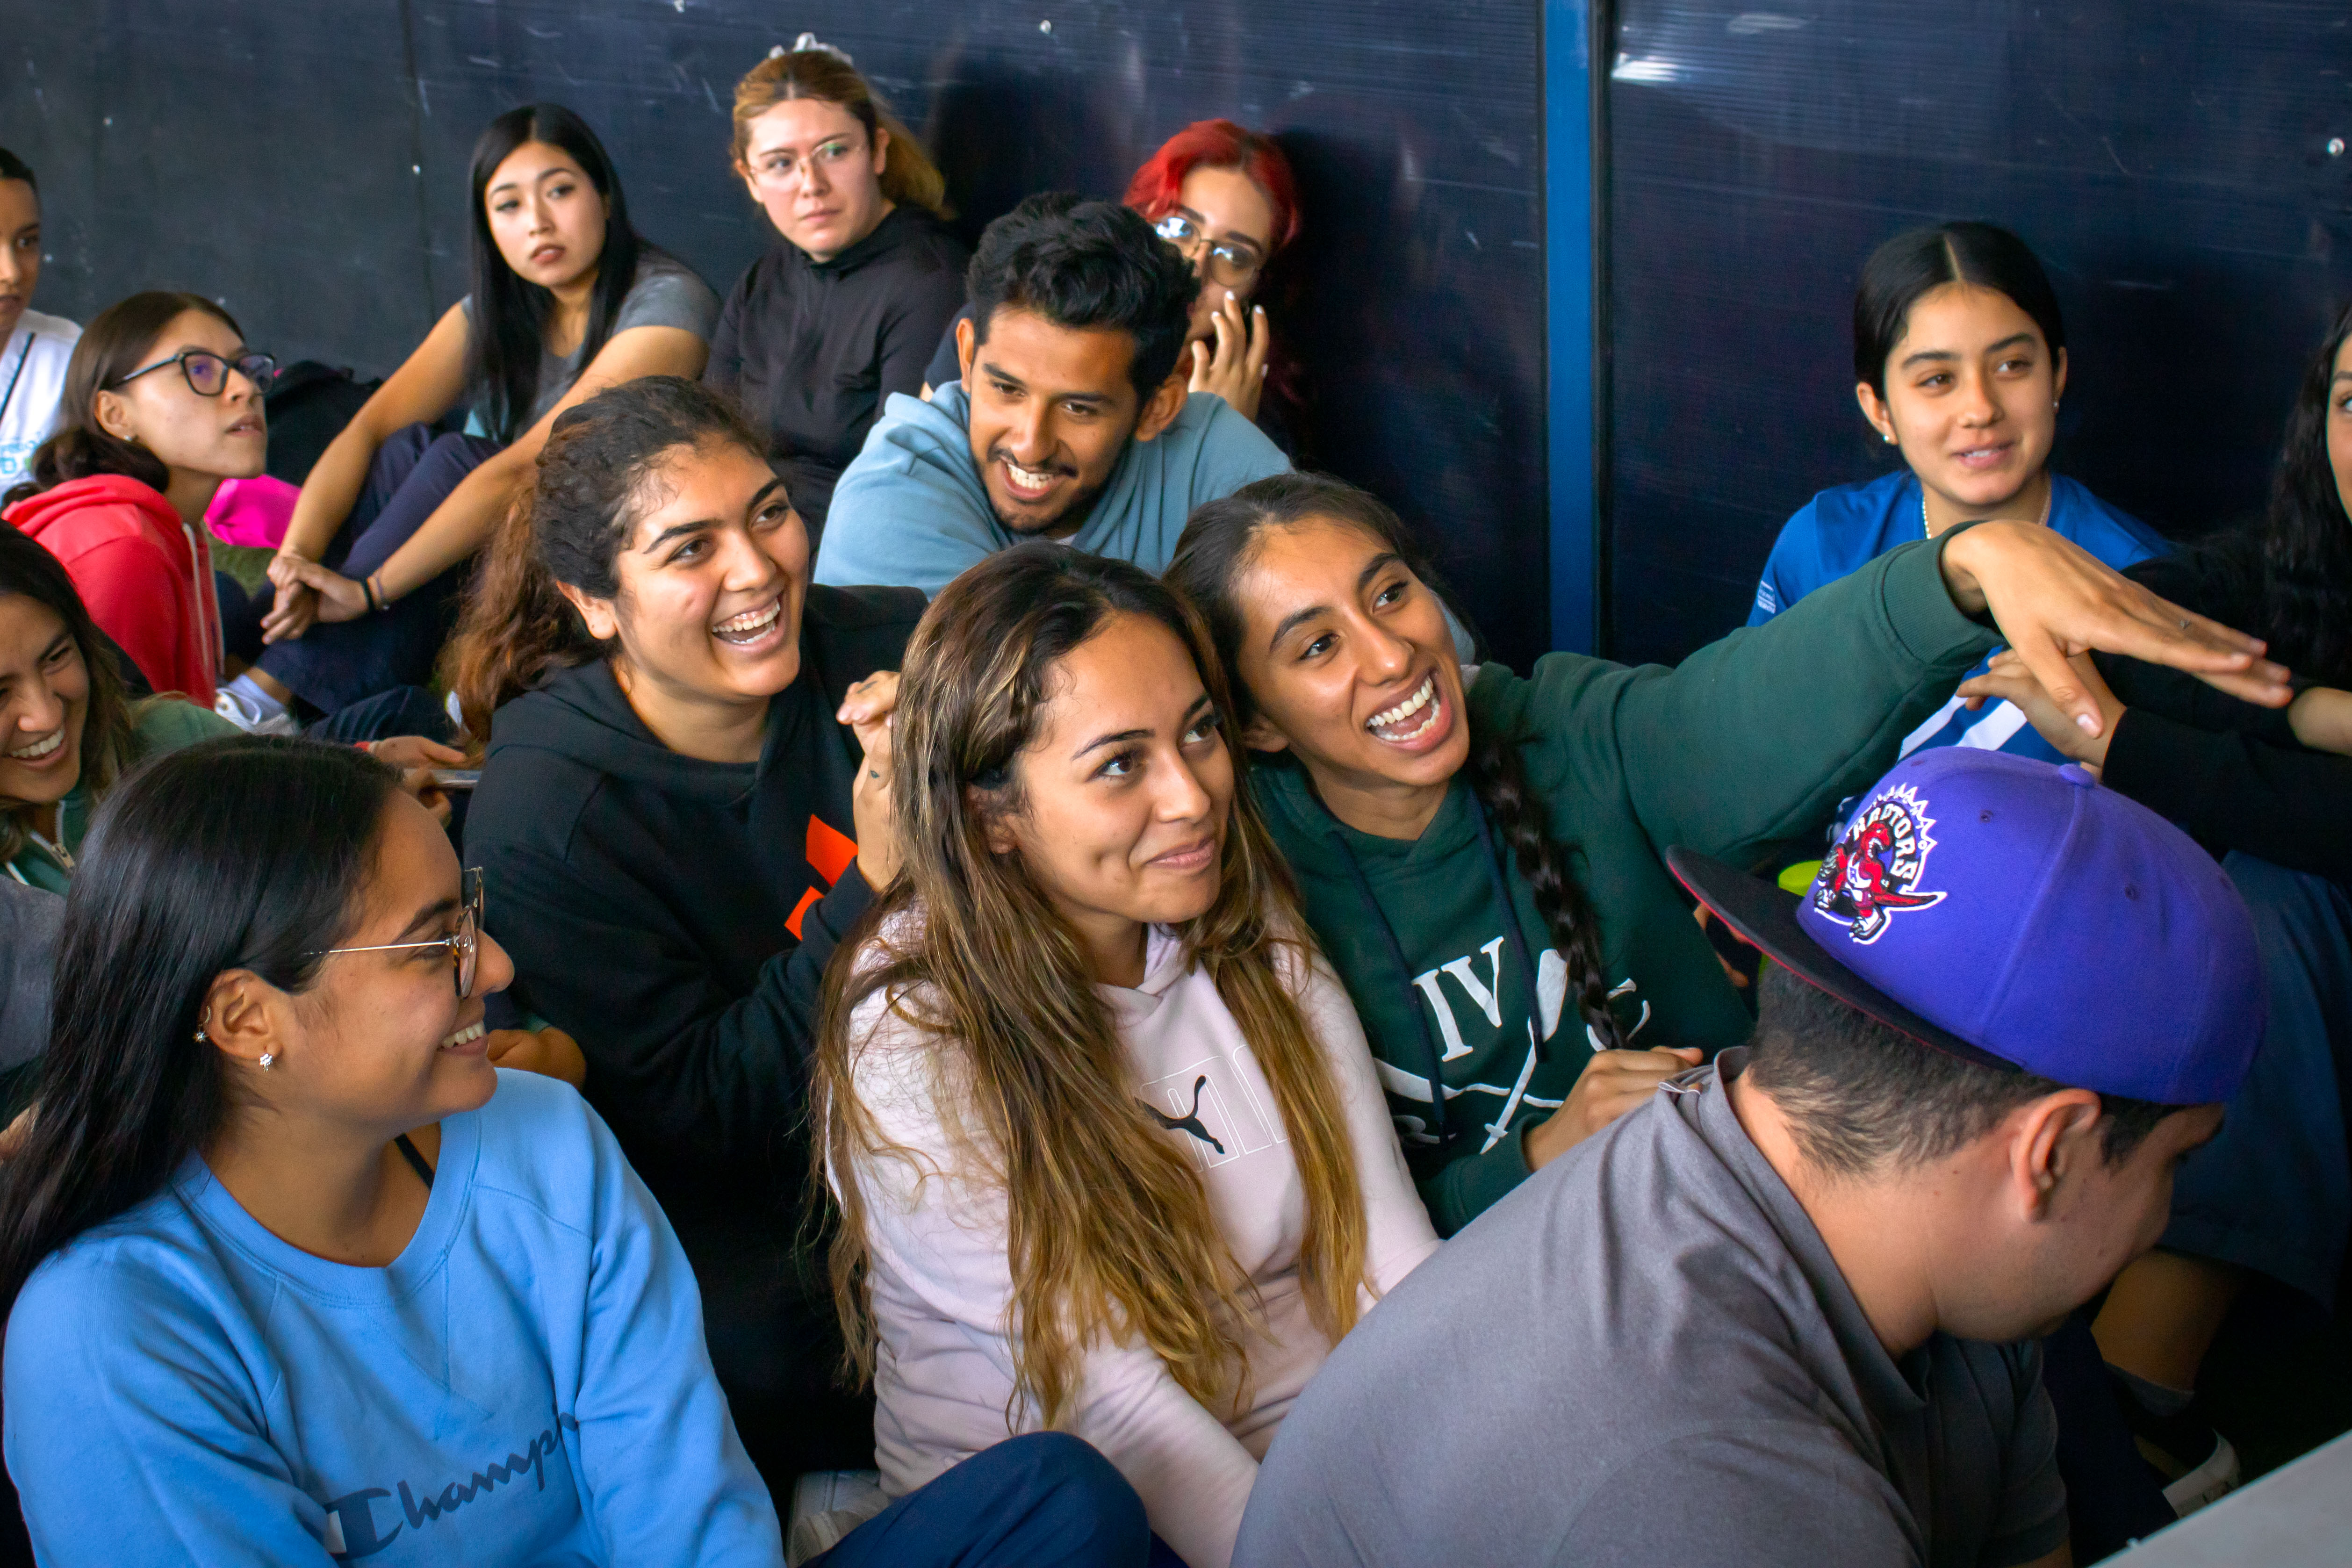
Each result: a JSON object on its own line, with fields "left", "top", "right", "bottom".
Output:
{"left": 1167, "top": 472, "right": 1623, "bottom": 1056}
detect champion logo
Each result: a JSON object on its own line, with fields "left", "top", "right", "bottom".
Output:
{"left": 1813, "top": 784, "right": 1945, "bottom": 944}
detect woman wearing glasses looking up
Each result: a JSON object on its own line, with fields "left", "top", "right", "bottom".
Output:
{"left": 2, "top": 291, "right": 276, "bottom": 709}
{"left": 228, "top": 103, "right": 718, "bottom": 731}
{"left": 923, "top": 120, "right": 1303, "bottom": 440}
{"left": 0, "top": 736, "right": 790, "bottom": 1564}
{"left": 703, "top": 38, "right": 968, "bottom": 544}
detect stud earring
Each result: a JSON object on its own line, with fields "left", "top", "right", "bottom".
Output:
{"left": 258, "top": 1052, "right": 275, "bottom": 1072}
{"left": 1882, "top": 432, "right": 1897, "bottom": 444}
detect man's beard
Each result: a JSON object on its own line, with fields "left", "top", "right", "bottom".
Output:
{"left": 991, "top": 471, "right": 1114, "bottom": 539}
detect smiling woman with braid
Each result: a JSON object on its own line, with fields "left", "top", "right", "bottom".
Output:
{"left": 1165, "top": 471, "right": 2291, "bottom": 1234}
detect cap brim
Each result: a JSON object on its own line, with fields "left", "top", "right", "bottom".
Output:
{"left": 1666, "top": 845, "right": 2022, "bottom": 1077}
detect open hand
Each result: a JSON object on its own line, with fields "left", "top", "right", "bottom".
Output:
{"left": 1523, "top": 1045, "right": 1705, "bottom": 1168}
{"left": 1937, "top": 521, "right": 2290, "bottom": 736}
{"left": 1186, "top": 289, "right": 1270, "bottom": 423}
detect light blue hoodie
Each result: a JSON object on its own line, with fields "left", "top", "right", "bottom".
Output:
{"left": 3, "top": 1069, "right": 782, "bottom": 1566}
{"left": 813, "top": 383, "right": 1288, "bottom": 595}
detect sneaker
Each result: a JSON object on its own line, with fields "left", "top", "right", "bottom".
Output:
{"left": 784, "top": 1470, "right": 887, "bottom": 1566}
{"left": 215, "top": 687, "right": 299, "bottom": 737}
{"left": 2123, "top": 1399, "right": 2242, "bottom": 1517}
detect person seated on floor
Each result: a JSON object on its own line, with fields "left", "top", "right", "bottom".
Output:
{"left": 452, "top": 375, "right": 917, "bottom": 1486}
{"left": 0, "top": 148, "right": 80, "bottom": 496}
{"left": 0, "top": 734, "right": 1155, "bottom": 1568}
{"left": 1162, "top": 472, "right": 2285, "bottom": 1239}
{"left": 705, "top": 35, "right": 968, "bottom": 545}
{"left": 813, "top": 543, "right": 1439, "bottom": 1568}
{"left": 923, "top": 119, "right": 1307, "bottom": 446}
{"left": 1952, "top": 298, "right": 2352, "bottom": 1511}
{"left": 229, "top": 102, "right": 719, "bottom": 729}
{"left": 1748, "top": 220, "right": 2168, "bottom": 759}
{"left": 1235, "top": 746, "right": 2263, "bottom": 1568}
{"left": 813, "top": 192, "right": 1288, "bottom": 596}
{"left": 1, "top": 291, "right": 274, "bottom": 710}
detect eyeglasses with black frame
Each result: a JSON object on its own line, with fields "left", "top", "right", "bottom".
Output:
{"left": 1153, "top": 209, "right": 1267, "bottom": 289}
{"left": 307, "top": 867, "right": 485, "bottom": 1000}
{"left": 112, "top": 349, "right": 280, "bottom": 398}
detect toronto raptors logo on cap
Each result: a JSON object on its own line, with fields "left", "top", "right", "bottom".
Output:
{"left": 1814, "top": 784, "right": 1945, "bottom": 944}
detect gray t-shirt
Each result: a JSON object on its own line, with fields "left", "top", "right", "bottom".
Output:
{"left": 461, "top": 249, "right": 720, "bottom": 436}
{"left": 1236, "top": 1050, "right": 2068, "bottom": 1568}
{"left": 0, "top": 877, "right": 64, "bottom": 1071}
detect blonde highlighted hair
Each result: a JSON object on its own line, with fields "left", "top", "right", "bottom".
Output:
{"left": 812, "top": 543, "right": 1369, "bottom": 1426}
{"left": 730, "top": 44, "right": 950, "bottom": 219}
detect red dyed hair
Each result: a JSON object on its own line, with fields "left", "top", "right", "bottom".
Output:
{"left": 1122, "top": 119, "right": 1301, "bottom": 257}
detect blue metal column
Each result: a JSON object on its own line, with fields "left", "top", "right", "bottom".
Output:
{"left": 1544, "top": 0, "right": 1601, "bottom": 654}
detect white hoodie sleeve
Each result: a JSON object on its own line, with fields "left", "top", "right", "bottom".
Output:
{"left": 842, "top": 993, "right": 1262, "bottom": 1568}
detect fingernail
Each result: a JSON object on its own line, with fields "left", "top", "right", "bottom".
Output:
{"left": 2076, "top": 714, "right": 2099, "bottom": 734}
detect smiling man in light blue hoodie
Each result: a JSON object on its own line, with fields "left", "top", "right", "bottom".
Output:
{"left": 813, "top": 193, "right": 1287, "bottom": 596}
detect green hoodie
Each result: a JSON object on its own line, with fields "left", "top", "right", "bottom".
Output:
{"left": 1252, "top": 536, "right": 1998, "bottom": 1233}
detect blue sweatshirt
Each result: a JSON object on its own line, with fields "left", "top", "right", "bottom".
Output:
{"left": 813, "top": 382, "right": 1288, "bottom": 596}
{"left": 1748, "top": 469, "right": 2167, "bottom": 761}
{"left": 2, "top": 1070, "right": 783, "bottom": 1567}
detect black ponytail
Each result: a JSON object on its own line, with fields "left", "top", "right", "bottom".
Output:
{"left": 1168, "top": 472, "right": 1622, "bottom": 1053}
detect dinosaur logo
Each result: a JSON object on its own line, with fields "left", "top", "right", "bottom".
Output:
{"left": 1813, "top": 784, "right": 1945, "bottom": 944}
{"left": 1143, "top": 1075, "right": 1226, "bottom": 1154}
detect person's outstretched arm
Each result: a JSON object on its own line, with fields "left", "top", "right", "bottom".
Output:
{"left": 278, "top": 324, "right": 710, "bottom": 623}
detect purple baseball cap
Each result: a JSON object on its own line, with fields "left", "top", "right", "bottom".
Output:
{"left": 1668, "top": 748, "right": 2264, "bottom": 1105}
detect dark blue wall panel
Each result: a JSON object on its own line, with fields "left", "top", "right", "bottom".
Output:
{"left": 1, "top": 0, "right": 1554, "bottom": 666}
{"left": 1604, "top": 0, "right": 2352, "bottom": 666}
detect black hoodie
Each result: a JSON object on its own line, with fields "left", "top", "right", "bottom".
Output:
{"left": 466, "top": 583, "right": 923, "bottom": 1475}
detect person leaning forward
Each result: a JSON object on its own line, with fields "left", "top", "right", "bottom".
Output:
{"left": 1236, "top": 746, "right": 2264, "bottom": 1568}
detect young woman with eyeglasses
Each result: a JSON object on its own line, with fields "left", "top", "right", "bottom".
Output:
{"left": 224, "top": 103, "right": 719, "bottom": 729}
{"left": 922, "top": 120, "right": 1304, "bottom": 438}
{"left": 703, "top": 38, "right": 968, "bottom": 543}
{"left": 0, "top": 290, "right": 279, "bottom": 710}
{"left": 0, "top": 734, "right": 803, "bottom": 1563}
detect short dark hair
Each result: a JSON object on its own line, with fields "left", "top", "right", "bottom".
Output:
{"left": 965, "top": 192, "right": 1200, "bottom": 398}
{"left": 1852, "top": 220, "right": 2065, "bottom": 396}
{"left": 1746, "top": 964, "right": 2179, "bottom": 1175}
{"left": 0, "top": 146, "right": 34, "bottom": 193}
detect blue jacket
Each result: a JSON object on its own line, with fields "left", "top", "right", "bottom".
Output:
{"left": 3, "top": 1070, "right": 782, "bottom": 1566}
{"left": 814, "top": 382, "right": 1288, "bottom": 596}
{"left": 1748, "top": 470, "right": 2167, "bottom": 759}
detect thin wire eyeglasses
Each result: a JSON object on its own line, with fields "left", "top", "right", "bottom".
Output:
{"left": 1153, "top": 210, "right": 1266, "bottom": 288}
{"left": 112, "top": 350, "right": 279, "bottom": 398}
{"left": 748, "top": 135, "right": 867, "bottom": 192}
{"left": 308, "top": 868, "right": 484, "bottom": 999}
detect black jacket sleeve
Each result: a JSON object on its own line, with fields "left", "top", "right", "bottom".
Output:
{"left": 2100, "top": 707, "right": 2352, "bottom": 884}
{"left": 487, "top": 836, "right": 873, "bottom": 1166}
{"left": 702, "top": 268, "right": 750, "bottom": 396}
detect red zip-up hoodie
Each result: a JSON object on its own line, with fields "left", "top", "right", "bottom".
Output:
{"left": 4, "top": 474, "right": 222, "bottom": 707}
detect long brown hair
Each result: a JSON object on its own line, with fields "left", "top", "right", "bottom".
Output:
{"left": 2, "top": 291, "right": 241, "bottom": 507}
{"left": 813, "top": 543, "right": 1369, "bottom": 1426}
{"left": 0, "top": 526, "right": 142, "bottom": 868}
{"left": 730, "top": 43, "right": 950, "bottom": 219}
{"left": 441, "top": 375, "right": 767, "bottom": 751}
{"left": 1167, "top": 473, "right": 1626, "bottom": 1058}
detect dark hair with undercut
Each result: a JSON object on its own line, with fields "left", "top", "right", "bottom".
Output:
{"left": 441, "top": 374, "right": 768, "bottom": 748}
{"left": 1167, "top": 473, "right": 1625, "bottom": 1060}
{"left": 0, "top": 146, "right": 35, "bottom": 193}
{"left": 1853, "top": 221, "right": 2066, "bottom": 396}
{"left": 465, "top": 103, "right": 646, "bottom": 445}
{"left": 966, "top": 192, "right": 1201, "bottom": 398}
{"left": 0, "top": 527, "right": 139, "bottom": 869}
{"left": 0, "top": 735, "right": 398, "bottom": 1311}
{"left": 1745, "top": 964, "right": 2178, "bottom": 1176}
{"left": 4, "top": 290, "right": 243, "bottom": 507}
